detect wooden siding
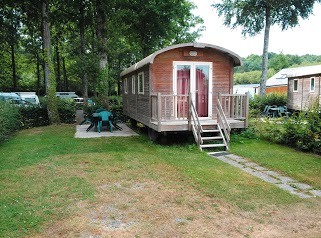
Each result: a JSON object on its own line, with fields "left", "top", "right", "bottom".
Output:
{"left": 288, "top": 76, "right": 321, "bottom": 110}
{"left": 150, "top": 47, "right": 234, "bottom": 120}
{"left": 122, "top": 65, "right": 150, "bottom": 126}
{"left": 266, "top": 85, "right": 288, "bottom": 94}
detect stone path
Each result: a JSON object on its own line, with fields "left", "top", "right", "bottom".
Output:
{"left": 209, "top": 152, "right": 321, "bottom": 198}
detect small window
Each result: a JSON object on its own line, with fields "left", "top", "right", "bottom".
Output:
{"left": 310, "top": 77, "right": 315, "bottom": 92}
{"left": 293, "top": 79, "right": 298, "bottom": 92}
{"left": 132, "top": 75, "right": 135, "bottom": 94}
{"left": 138, "top": 72, "right": 144, "bottom": 94}
{"left": 124, "top": 78, "right": 128, "bottom": 94}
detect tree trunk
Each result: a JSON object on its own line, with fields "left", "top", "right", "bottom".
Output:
{"left": 42, "top": 0, "right": 60, "bottom": 124}
{"left": 55, "top": 44, "right": 61, "bottom": 91}
{"left": 10, "top": 44, "right": 17, "bottom": 91}
{"left": 260, "top": 6, "right": 271, "bottom": 97}
{"left": 79, "top": 1, "right": 88, "bottom": 103}
{"left": 36, "top": 52, "right": 41, "bottom": 95}
{"left": 95, "top": 0, "right": 108, "bottom": 98}
{"left": 62, "top": 57, "right": 68, "bottom": 91}
{"left": 117, "top": 58, "right": 121, "bottom": 96}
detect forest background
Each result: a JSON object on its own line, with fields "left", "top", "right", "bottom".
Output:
{"left": 1, "top": 0, "right": 321, "bottom": 98}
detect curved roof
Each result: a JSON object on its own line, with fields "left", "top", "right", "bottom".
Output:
{"left": 120, "top": 42, "right": 242, "bottom": 77}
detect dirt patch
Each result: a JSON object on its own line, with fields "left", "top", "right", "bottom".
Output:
{"left": 29, "top": 178, "right": 321, "bottom": 238}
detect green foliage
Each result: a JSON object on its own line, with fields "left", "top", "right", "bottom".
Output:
{"left": 96, "top": 66, "right": 109, "bottom": 97}
{"left": 0, "top": 101, "right": 20, "bottom": 143}
{"left": 213, "top": 0, "right": 316, "bottom": 37}
{"left": 108, "top": 95, "right": 124, "bottom": 122}
{"left": 82, "top": 95, "right": 124, "bottom": 122}
{"left": 249, "top": 93, "right": 287, "bottom": 117}
{"left": 18, "top": 98, "right": 77, "bottom": 129}
{"left": 234, "top": 69, "right": 276, "bottom": 84}
{"left": 280, "top": 102, "right": 321, "bottom": 153}
{"left": 19, "top": 106, "right": 49, "bottom": 129}
{"left": 236, "top": 53, "right": 321, "bottom": 74}
{"left": 247, "top": 98, "right": 321, "bottom": 154}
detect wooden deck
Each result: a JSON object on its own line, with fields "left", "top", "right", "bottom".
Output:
{"left": 149, "top": 118, "right": 247, "bottom": 132}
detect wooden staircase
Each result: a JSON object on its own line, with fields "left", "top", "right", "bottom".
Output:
{"left": 190, "top": 100, "right": 230, "bottom": 152}
{"left": 199, "top": 122, "right": 228, "bottom": 150}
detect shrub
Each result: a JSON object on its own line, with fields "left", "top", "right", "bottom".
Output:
{"left": 19, "top": 97, "right": 77, "bottom": 129}
{"left": 280, "top": 102, "right": 321, "bottom": 154}
{"left": 249, "top": 93, "right": 287, "bottom": 117}
{"left": 0, "top": 101, "right": 20, "bottom": 143}
{"left": 83, "top": 96, "right": 124, "bottom": 122}
{"left": 19, "top": 106, "right": 49, "bottom": 129}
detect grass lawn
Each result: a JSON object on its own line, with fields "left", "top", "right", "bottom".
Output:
{"left": 229, "top": 135, "right": 321, "bottom": 189}
{"left": 1, "top": 125, "right": 321, "bottom": 237}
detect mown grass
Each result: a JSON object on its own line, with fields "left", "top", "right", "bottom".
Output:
{"left": 229, "top": 134, "right": 321, "bottom": 189}
{"left": 0, "top": 125, "right": 319, "bottom": 237}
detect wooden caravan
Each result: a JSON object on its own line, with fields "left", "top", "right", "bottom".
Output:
{"left": 287, "top": 65, "right": 321, "bottom": 111}
{"left": 121, "top": 42, "right": 249, "bottom": 150}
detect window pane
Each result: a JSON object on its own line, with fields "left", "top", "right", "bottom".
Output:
{"left": 311, "top": 78, "right": 315, "bottom": 91}
{"left": 195, "top": 65, "right": 209, "bottom": 117}
{"left": 138, "top": 73, "right": 144, "bottom": 94}
{"left": 294, "top": 80, "right": 298, "bottom": 91}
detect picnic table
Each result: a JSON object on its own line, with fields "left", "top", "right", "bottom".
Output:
{"left": 85, "top": 110, "right": 122, "bottom": 132}
{"left": 261, "top": 105, "right": 290, "bottom": 118}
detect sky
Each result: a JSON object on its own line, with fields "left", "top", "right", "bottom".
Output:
{"left": 191, "top": 0, "right": 321, "bottom": 57}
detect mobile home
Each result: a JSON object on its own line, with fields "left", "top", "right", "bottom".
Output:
{"left": 121, "top": 42, "right": 249, "bottom": 150}
{"left": 287, "top": 65, "right": 321, "bottom": 110}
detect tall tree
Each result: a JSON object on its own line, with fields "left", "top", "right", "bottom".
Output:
{"left": 213, "top": 0, "right": 319, "bottom": 96}
{"left": 119, "top": 0, "right": 204, "bottom": 58}
{"left": 0, "top": 2, "right": 21, "bottom": 91}
{"left": 42, "top": 0, "right": 60, "bottom": 124}
{"left": 95, "top": 0, "right": 109, "bottom": 98}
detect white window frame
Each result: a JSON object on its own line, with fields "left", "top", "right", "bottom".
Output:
{"left": 310, "top": 77, "right": 315, "bottom": 92}
{"left": 124, "top": 78, "right": 128, "bottom": 94}
{"left": 132, "top": 75, "right": 136, "bottom": 94}
{"left": 138, "top": 72, "right": 144, "bottom": 94}
{"left": 293, "top": 79, "right": 298, "bottom": 92}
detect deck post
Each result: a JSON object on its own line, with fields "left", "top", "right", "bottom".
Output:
{"left": 188, "top": 92, "right": 192, "bottom": 130}
{"left": 157, "top": 93, "right": 162, "bottom": 130}
{"left": 245, "top": 92, "right": 249, "bottom": 128}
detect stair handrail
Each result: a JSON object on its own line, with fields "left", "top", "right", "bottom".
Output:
{"left": 217, "top": 98, "right": 231, "bottom": 145}
{"left": 190, "top": 98, "right": 202, "bottom": 148}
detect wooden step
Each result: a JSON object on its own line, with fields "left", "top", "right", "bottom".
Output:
{"left": 202, "top": 129, "right": 220, "bottom": 133}
{"left": 201, "top": 136, "right": 223, "bottom": 140}
{"left": 200, "top": 143, "right": 226, "bottom": 148}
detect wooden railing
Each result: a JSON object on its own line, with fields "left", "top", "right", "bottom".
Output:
{"left": 218, "top": 93, "right": 249, "bottom": 127}
{"left": 151, "top": 93, "right": 189, "bottom": 121}
{"left": 190, "top": 98, "right": 202, "bottom": 148}
{"left": 217, "top": 98, "right": 231, "bottom": 148}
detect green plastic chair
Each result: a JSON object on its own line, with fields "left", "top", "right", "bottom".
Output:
{"left": 97, "top": 110, "right": 113, "bottom": 133}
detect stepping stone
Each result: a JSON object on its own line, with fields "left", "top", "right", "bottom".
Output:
{"left": 277, "top": 176, "right": 295, "bottom": 184}
{"left": 243, "top": 162, "right": 268, "bottom": 171}
{"left": 225, "top": 154, "right": 247, "bottom": 162}
{"left": 244, "top": 162, "right": 260, "bottom": 167}
{"left": 209, "top": 152, "right": 229, "bottom": 157}
{"left": 215, "top": 156, "right": 246, "bottom": 169}
{"left": 310, "top": 190, "right": 321, "bottom": 197}
{"left": 265, "top": 171, "right": 282, "bottom": 178}
{"left": 252, "top": 166, "right": 268, "bottom": 171}
{"left": 289, "top": 183, "right": 312, "bottom": 190}
{"left": 251, "top": 171, "right": 280, "bottom": 184}
{"left": 275, "top": 183, "right": 298, "bottom": 193}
